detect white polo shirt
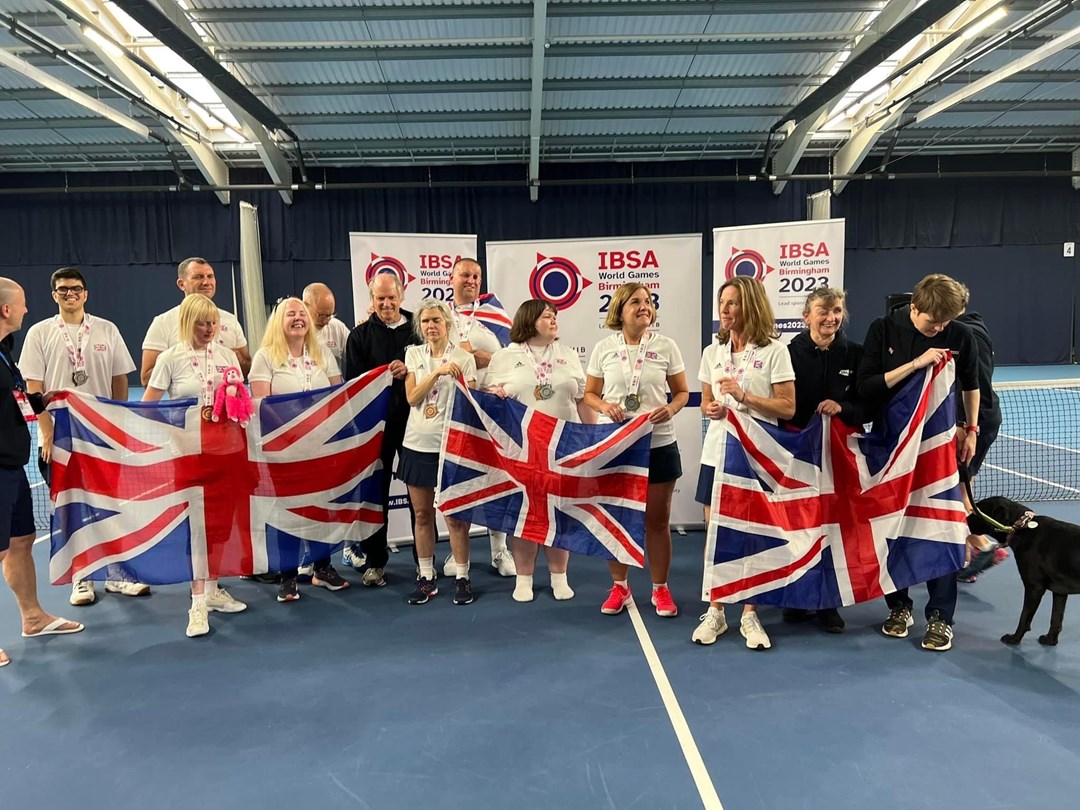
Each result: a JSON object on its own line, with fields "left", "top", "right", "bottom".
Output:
{"left": 142, "top": 303, "right": 247, "bottom": 353}
{"left": 316, "top": 317, "right": 350, "bottom": 367}
{"left": 486, "top": 341, "right": 585, "bottom": 422}
{"left": 20, "top": 314, "right": 135, "bottom": 399}
{"left": 249, "top": 348, "right": 339, "bottom": 395}
{"left": 402, "top": 345, "right": 476, "bottom": 454}
{"left": 450, "top": 303, "right": 503, "bottom": 388}
{"left": 147, "top": 344, "right": 241, "bottom": 401}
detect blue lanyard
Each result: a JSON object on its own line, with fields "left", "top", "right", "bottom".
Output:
{"left": 0, "top": 349, "right": 26, "bottom": 391}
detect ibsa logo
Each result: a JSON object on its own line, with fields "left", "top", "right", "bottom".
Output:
{"left": 529, "top": 253, "right": 592, "bottom": 309}
{"left": 365, "top": 252, "right": 416, "bottom": 288}
{"left": 724, "top": 246, "right": 776, "bottom": 281}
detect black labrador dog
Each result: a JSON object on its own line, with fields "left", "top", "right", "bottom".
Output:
{"left": 967, "top": 496, "right": 1080, "bottom": 646}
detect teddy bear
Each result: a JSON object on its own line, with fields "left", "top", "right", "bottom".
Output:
{"left": 212, "top": 366, "right": 254, "bottom": 428}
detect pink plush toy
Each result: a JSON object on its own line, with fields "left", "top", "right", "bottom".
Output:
{"left": 212, "top": 366, "right": 254, "bottom": 427}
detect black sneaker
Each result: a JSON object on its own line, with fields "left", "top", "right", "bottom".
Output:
{"left": 818, "top": 607, "right": 845, "bottom": 634}
{"left": 882, "top": 606, "right": 914, "bottom": 638}
{"left": 782, "top": 608, "right": 812, "bottom": 624}
{"left": 407, "top": 577, "right": 438, "bottom": 605}
{"left": 276, "top": 577, "right": 299, "bottom": 603}
{"left": 312, "top": 564, "right": 350, "bottom": 591}
{"left": 921, "top": 610, "right": 954, "bottom": 651}
{"left": 453, "top": 577, "right": 475, "bottom": 605}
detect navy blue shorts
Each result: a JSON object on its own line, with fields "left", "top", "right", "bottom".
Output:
{"left": 398, "top": 447, "right": 440, "bottom": 489}
{"left": 649, "top": 443, "right": 682, "bottom": 485}
{"left": 1, "top": 465, "right": 35, "bottom": 552}
{"left": 695, "top": 464, "right": 715, "bottom": 505}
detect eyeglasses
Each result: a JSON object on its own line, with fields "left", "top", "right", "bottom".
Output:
{"left": 314, "top": 311, "right": 335, "bottom": 320}
{"left": 54, "top": 286, "right": 85, "bottom": 297}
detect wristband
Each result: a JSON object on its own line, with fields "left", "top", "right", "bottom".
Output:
{"left": 964, "top": 424, "right": 980, "bottom": 435}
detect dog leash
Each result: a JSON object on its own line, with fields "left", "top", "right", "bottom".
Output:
{"left": 960, "top": 468, "right": 1037, "bottom": 545}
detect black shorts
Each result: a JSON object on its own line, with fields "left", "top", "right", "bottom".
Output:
{"left": 398, "top": 447, "right": 440, "bottom": 489}
{"left": 694, "top": 464, "right": 715, "bottom": 505}
{"left": 648, "top": 443, "right": 683, "bottom": 485}
{"left": 1, "top": 465, "right": 35, "bottom": 552}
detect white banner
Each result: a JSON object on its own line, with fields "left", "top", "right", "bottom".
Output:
{"left": 712, "top": 218, "right": 845, "bottom": 342}
{"left": 348, "top": 231, "right": 478, "bottom": 546}
{"left": 487, "top": 233, "right": 704, "bottom": 527}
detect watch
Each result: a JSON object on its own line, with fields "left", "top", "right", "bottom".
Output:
{"left": 964, "top": 424, "right": 980, "bottom": 435}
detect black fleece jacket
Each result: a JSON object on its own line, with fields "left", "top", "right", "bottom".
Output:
{"left": 342, "top": 311, "right": 419, "bottom": 434}
{"left": 783, "top": 330, "right": 868, "bottom": 429}
{"left": 2, "top": 342, "right": 44, "bottom": 467}
{"left": 954, "top": 311, "right": 1002, "bottom": 430}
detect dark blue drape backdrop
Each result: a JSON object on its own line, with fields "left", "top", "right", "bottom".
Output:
{"left": 2, "top": 154, "right": 1076, "bottom": 367}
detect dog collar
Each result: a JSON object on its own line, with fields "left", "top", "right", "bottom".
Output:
{"left": 1004, "top": 511, "right": 1037, "bottom": 546}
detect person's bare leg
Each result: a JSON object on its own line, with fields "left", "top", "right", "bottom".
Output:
{"left": 4, "top": 534, "right": 80, "bottom": 636}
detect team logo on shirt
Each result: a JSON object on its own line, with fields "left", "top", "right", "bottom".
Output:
{"left": 645, "top": 352, "right": 659, "bottom": 361}
{"left": 365, "top": 252, "right": 416, "bottom": 289}
{"left": 529, "top": 253, "right": 592, "bottom": 309}
{"left": 724, "top": 246, "right": 776, "bottom": 281}
{"left": 93, "top": 344, "right": 107, "bottom": 352}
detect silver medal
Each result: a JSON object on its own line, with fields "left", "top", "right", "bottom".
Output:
{"left": 72, "top": 370, "right": 88, "bottom": 386}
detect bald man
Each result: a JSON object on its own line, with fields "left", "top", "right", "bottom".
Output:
{"left": 1, "top": 278, "right": 84, "bottom": 668}
{"left": 303, "top": 282, "right": 350, "bottom": 370}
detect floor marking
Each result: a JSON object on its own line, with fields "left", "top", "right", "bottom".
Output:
{"left": 625, "top": 599, "right": 723, "bottom": 810}
{"left": 982, "top": 463, "right": 1080, "bottom": 495}
{"left": 998, "top": 432, "right": 1080, "bottom": 455}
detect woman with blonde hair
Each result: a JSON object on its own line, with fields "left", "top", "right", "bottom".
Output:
{"left": 249, "top": 296, "right": 344, "bottom": 602}
{"left": 583, "top": 282, "right": 689, "bottom": 618}
{"left": 143, "top": 294, "right": 248, "bottom": 638}
{"left": 692, "top": 277, "right": 795, "bottom": 650}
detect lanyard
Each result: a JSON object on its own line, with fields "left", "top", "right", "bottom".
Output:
{"left": 523, "top": 341, "right": 554, "bottom": 385}
{"left": 424, "top": 344, "right": 453, "bottom": 410}
{"left": 188, "top": 344, "right": 216, "bottom": 407}
{"left": 287, "top": 350, "right": 314, "bottom": 391}
{"left": 617, "top": 331, "right": 650, "bottom": 398}
{"left": 719, "top": 342, "right": 758, "bottom": 408}
{"left": 0, "top": 349, "right": 25, "bottom": 391}
{"left": 451, "top": 302, "right": 475, "bottom": 345}
{"left": 55, "top": 314, "right": 92, "bottom": 380}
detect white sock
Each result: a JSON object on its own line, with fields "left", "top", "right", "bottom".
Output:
{"left": 513, "top": 575, "right": 534, "bottom": 602}
{"left": 191, "top": 593, "right": 207, "bottom": 609}
{"left": 206, "top": 579, "right": 219, "bottom": 594}
{"left": 652, "top": 582, "right": 667, "bottom": 591}
{"left": 550, "top": 572, "right": 574, "bottom": 601}
{"left": 614, "top": 579, "right": 628, "bottom": 590}
{"left": 455, "top": 562, "right": 470, "bottom": 579}
{"left": 419, "top": 556, "right": 435, "bottom": 581}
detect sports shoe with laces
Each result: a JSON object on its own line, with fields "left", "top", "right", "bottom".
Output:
{"left": 362, "top": 567, "right": 386, "bottom": 587}
{"left": 453, "top": 577, "right": 475, "bottom": 605}
{"left": 342, "top": 545, "right": 366, "bottom": 570}
{"left": 818, "top": 607, "right": 845, "bottom": 633}
{"left": 921, "top": 610, "right": 954, "bottom": 651}
{"left": 651, "top": 585, "right": 678, "bottom": 617}
{"left": 407, "top": 577, "right": 438, "bottom": 605}
{"left": 312, "top": 564, "right": 350, "bottom": 591}
{"left": 740, "top": 612, "right": 771, "bottom": 650}
{"left": 277, "top": 577, "right": 299, "bottom": 602}
{"left": 600, "top": 583, "right": 632, "bottom": 615}
{"left": 491, "top": 549, "right": 516, "bottom": 577}
{"left": 881, "top": 606, "right": 914, "bottom": 638}
{"left": 691, "top": 607, "right": 728, "bottom": 645}
{"left": 105, "top": 580, "right": 151, "bottom": 597}
{"left": 186, "top": 604, "right": 209, "bottom": 638}
{"left": 69, "top": 580, "right": 96, "bottom": 606}
{"left": 206, "top": 587, "right": 247, "bottom": 613}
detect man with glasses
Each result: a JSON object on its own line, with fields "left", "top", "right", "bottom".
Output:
{"left": 21, "top": 268, "right": 144, "bottom": 606}
{"left": 303, "top": 282, "right": 350, "bottom": 370}
{"left": 140, "top": 257, "right": 250, "bottom": 386}
{"left": 1, "top": 277, "right": 84, "bottom": 669}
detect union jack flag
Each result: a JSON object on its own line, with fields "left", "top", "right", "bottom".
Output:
{"left": 703, "top": 358, "right": 967, "bottom": 608}
{"left": 438, "top": 381, "right": 652, "bottom": 566}
{"left": 457, "top": 292, "right": 512, "bottom": 345}
{"left": 48, "top": 368, "right": 392, "bottom": 585}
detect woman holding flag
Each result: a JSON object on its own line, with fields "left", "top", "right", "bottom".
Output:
{"left": 249, "top": 296, "right": 344, "bottom": 603}
{"left": 401, "top": 299, "right": 477, "bottom": 606}
{"left": 485, "top": 299, "right": 591, "bottom": 603}
{"left": 143, "top": 294, "right": 248, "bottom": 638}
{"left": 584, "top": 282, "right": 689, "bottom": 619}
{"left": 691, "top": 277, "right": 795, "bottom": 650}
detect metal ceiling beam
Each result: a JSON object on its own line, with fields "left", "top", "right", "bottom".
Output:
{"left": 527, "top": 0, "right": 548, "bottom": 202}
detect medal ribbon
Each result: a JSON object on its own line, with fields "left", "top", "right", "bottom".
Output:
{"left": 55, "top": 314, "right": 92, "bottom": 379}
{"left": 188, "top": 343, "right": 216, "bottom": 407}
{"left": 720, "top": 343, "right": 758, "bottom": 409}
{"left": 617, "top": 331, "right": 650, "bottom": 400}
{"left": 424, "top": 344, "right": 453, "bottom": 410}
{"left": 451, "top": 301, "right": 476, "bottom": 346}
{"left": 523, "top": 342, "right": 554, "bottom": 386}
{"left": 288, "top": 349, "right": 314, "bottom": 391}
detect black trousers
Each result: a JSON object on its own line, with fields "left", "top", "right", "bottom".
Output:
{"left": 359, "top": 422, "right": 415, "bottom": 569}
{"left": 885, "top": 573, "right": 958, "bottom": 624}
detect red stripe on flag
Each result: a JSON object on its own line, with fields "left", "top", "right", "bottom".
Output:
{"left": 61, "top": 502, "right": 188, "bottom": 584}
{"left": 67, "top": 394, "right": 160, "bottom": 453}
{"left": 578, "top": 503, "right": 645, "bottom": 566}
{"left": 440, "top": 479, "right": 519, "bottom": 513}
{"left": 708, "top": 534, "right": 826, "bottom": 603}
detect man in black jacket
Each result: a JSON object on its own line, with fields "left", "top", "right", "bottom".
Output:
{"left": 1, "top": 278, "right": 83, "bottom": 668}
{"left": 857, "top": 274, "right": 981, "bottom": 652}
{"left": 342, "top": 273, "right": 420, "bottom": 587}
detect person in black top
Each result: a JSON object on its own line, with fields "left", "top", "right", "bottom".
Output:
{"left": 782, "top": 287, "right": 868, "bottom": 634}
{"left": 0, "top": 278, "right": 84, "bottom": 669}
{"left": 342, "top": 273, "right": 421, "bottom": 586}
{"left": 857, "top": 274, "right": 981, "bottom": 652}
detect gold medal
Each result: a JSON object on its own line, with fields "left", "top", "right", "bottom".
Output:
{"left": 201, "top": 405, "right": 214, "bottom": 422}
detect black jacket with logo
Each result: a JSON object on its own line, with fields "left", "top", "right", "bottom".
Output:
{"left": 342, "top": 310, "right": 419, "bottom": 435}
{"left": 783, "top": 330, "right": 868, "bottom": 429}
{"left": 1, "top": 341, "right": 44, "bottom": 468}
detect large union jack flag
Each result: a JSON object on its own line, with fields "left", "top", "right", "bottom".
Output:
{"left": 457, "top": 292, "right": 512, "bottom": 345}
{"left": 703, "top": 358, "right": 967, "bottom": 608}
{"left": 48, "top": 368, "right": 391, "bottom": 585}
{"left": 438, "top": 381, "right": 652, "bottom": 566}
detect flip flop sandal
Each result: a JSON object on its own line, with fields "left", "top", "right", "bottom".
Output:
{"left": 0, "top": 649, "right": 9, "bottom": 668}
{"left": 21, "top": 617, "right": 85, "bottom": 638}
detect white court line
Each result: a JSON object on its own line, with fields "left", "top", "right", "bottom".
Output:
{"left": 30, "top": 480, "right": 46, "bottom": 489}
{"left": 625, "top": 599, "right": 724, "bottom": 810}
{"left": 999, "top": 432, "right": 1080, "bottom": 455}
{"left": 983, "top": 463, "right": 1080, "bottom": 495}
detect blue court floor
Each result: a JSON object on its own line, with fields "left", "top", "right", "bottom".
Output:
{"left": 4, "top": 506, "right": 1080, "bottom": 810}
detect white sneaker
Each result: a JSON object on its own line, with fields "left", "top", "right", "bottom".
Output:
{"left": 69, "top": 580, "right": 96, "bottom": 606}
{"left": 491, "top": 549, "right": 517, "bottom": 577}
{"left": 361, "top": 567, "right": 386, "bottom": 587}
{"left": 105, "top": 580, "right": 151, "bottom": 597}
{"left": 442, "top": 553, "right": 456, "bottom": 578}
{"left": 186, "top": 604, "right": 209, "bottom": 638}
{"left": 740, "top": 612, "right": 772, "bottom": 650}
{"left": 297, "top": 564, "right": 314, "bottom": 580}
{"left": 342, "top": 546, "right": 366, "bottom": 570}
{"left": 691, "top": 606, "right": 728, "bottom": 645}
{"left": 205, "top": 587, "right": 247, "bottom": 614}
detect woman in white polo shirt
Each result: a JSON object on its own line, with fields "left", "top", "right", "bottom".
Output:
{"left": 249, "top": 296, "right": 344, "bottom": 603}
{"left": 485, "top": 299, "right": 591, "bottom": 603}
{"left": 143, "top": 294, "right": 248, "bottom": 639}
{"left": 401, "top": 299, "right": 477, "bottom": 607}
{"left": 583, "top": 282, "right": 689, "bottom": 620}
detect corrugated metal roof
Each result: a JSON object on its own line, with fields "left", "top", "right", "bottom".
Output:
{"left": 544, "top": 88, "right": 682, "bottom": 110}
{"left": 390, "top": 91, "right": 528, "bottom": 112}
{"left": 545, "top": 55, "right": 695, "bottom": 80}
